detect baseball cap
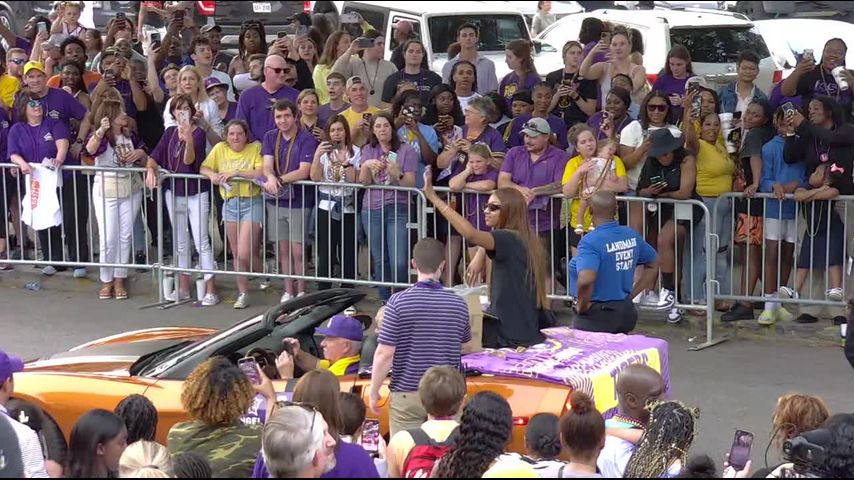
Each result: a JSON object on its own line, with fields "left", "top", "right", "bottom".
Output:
{"left": 204, "top": 77, "right": 228, "bottom": 91}
{"left": 511, "top": 90, "right": 533, "bottom": 105}
{"left": 346, "top": 75, "right": 364, "bottom": 90}
{"left": 315, "top": 315, "right": 364, "bottom": 342}
{"left": 521, "top": 117, "right": 551, "bottom": 138}
{"left": 0, "top": 416, "right": 24, "bottom": 477}
{"left": 0, "top": 350, "right": 24, "bottom": 383}
{"left": 200, "top": 23, "right": 222, "bottom": 34}
{"left": 23, "top": 61, "right": 45, "bottom": 76}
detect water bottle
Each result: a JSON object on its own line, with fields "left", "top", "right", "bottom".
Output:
{"left": 24, "top": 282, "right": 41, "bottom": 292}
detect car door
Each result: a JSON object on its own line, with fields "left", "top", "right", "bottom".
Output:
{"left": 386, "top": 12, "right": 422, "bottom": 62}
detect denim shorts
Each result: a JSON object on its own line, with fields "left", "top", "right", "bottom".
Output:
{"left": 222, "top": 196, "right": 264, "bottom": 224}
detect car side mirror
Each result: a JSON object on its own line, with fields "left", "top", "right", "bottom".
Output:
{"left": 533, "top": 40, "right": 543, "bottom": 54}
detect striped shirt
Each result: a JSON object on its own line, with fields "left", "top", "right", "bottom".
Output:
{"left": 378, "top": 281, "right": 472, "bottom": 392}
{"left": 0, "top": 405, "right": 49, "bottom": 478}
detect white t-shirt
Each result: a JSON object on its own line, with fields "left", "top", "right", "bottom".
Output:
{"left": 163, "top": 97, "right": 223, "bottom": 152}
{"left": 458, "top": 93, "right": 482, "bottom": 112}
{"left": 618, "top": 121, "right": 683, "bottom": 191}
{"left": 318, "top": 146, "right": 362, "bottom": 212}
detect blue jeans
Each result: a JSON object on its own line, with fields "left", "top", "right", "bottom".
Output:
{"left": 361, "top": 204, "right": 410, "bottom": 302}
{"left": 686, "top": 196, "right": 732, "bottom": 302}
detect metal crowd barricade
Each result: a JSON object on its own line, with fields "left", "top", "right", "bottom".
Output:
{"left": 421, "top": 187, "right": 724, "bottom": 350}
{"left": 154, "top": 173, "right": 429, "bottom": 307}
{"left": 712, "top": 192, "right": 852, "bottom": 310}
{"left": 0, "top": 163, "right": 161, "bottom": 279}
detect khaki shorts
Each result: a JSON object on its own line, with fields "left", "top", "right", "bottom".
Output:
{"left": 389, "top": 391, "right": 428, "bottom": 439}
{"left": 266, "top": 205, "right": 306, "bottom": 243}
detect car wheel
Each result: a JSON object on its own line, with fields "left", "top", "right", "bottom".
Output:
{"left": 6, "top": 398, "right": 68, "bottom": 464}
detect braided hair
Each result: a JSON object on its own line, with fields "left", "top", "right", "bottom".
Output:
{"left": 624, "top": 400, "right": 700, "bottom": 478}
{"left": 114, "top": 394, "right": 158, "bottom": 443}
{"left": 433, "top": 392, "right": 513, "bottom": 478}
{"left": 172, "top": 452, "right": 212, "bottom": 479}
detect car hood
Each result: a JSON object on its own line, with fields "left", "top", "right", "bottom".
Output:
{"left": 25, "top": 327, "right": 216, "bottom": 375}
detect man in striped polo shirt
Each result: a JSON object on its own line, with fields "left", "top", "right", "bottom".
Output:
{"left": 369, "top": 238, "right": 472, "bottom": 437}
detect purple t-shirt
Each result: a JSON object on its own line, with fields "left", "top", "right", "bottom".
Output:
{"left": 586, "top": 111, "right": 635, "bottom": 140}
{"left": 769, "top": 82, "right": 802, "bottom": 110}
{"left": 260, "top": 127, "right": 318, "bottom": 209}
{"left": 13, "top": 88, "right": 86, "bottom": 128}
{"left": 360, "top": 142, "right": 418, "bottom": 210}
{"left": 87, "top": 79, "right": 137, "bottom": 118}
{"left": 581, "top": 41, "right": 609, "bottom": 66}
{"left": 653, "top": 74, "right": 689, "bottom": 121}
{"left": 463, "top": 169, "right": 499, "bottom": 231}
{"left": 500, "top": 145, "right": 569, "bottom": 232}
{"left": 150, "top": 126, "right": 207, "bottom": 197}
{"left": 499, "top": 71, "right": 541, "bottom": 109}
{"left": 251, "top": 441, "right": 380, "bottom": 479}
{"left": 318, "top": 102, "right": 350, "bottom": 129}
{"left": 223, "top": 102, "right": 238, "bottom": 124}
{"left": 0, "top": 107, "right": 10, "bottom": 159}
{"left": 8, "top": 119, "right": 70, "bottom": 166}
{"left": 507, "top": 114, "right": 569, "bottom": 150}
{"left": 236, "top": 84, "right": 300, "bottom": 141}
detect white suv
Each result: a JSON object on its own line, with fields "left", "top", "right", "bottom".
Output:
{"left": 535, "top": 7, "right": 782, "bottom": 94}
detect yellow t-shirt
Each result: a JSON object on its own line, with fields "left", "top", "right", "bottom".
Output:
{"left": 387, "top": 420, "right": 459, "bottom": 477}
{"left": 695, "top": 139, "right": 735, "bottom": 198}
{"left": 316, "top": 355, "right": 361, "bottom": 376}
{"left": 481, "top": 455, "right": 540, "bottom": 478}
{"left": 560, "top": 155, "right": 627, "bottom": 230}
{"left": 313, "top": 64, "right": 333, "bottom": 104}
{"left": 201, "top": 141, "right": 263, "bottom": 199}
{"left": 0, "top": 74, "right": 20, "bottom": 110}
{"left": 341, "top": 105, "right": 380, "bottom": 147}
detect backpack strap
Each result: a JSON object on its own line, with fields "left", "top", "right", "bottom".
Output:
{"left": 407, "top": 427, "right": 435, "bottom": 447}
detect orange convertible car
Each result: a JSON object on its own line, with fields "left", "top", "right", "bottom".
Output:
{"left": 11, "top": 289, "right": 669, "bottom": 460}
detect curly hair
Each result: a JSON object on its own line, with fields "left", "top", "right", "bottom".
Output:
{"left": 115, "top": 394, "right": 158, "bottom": 443}
{"left": 172, "top": 452, "right": 212, "bottom": 479}
{"left": 623, "top": 400, "right": 700, "bottom": 478}
{"left": 824, "top": 414, "right": 854, "bottom": 478}
{"left": 180, "top": 356, "right": 255, "bottom": 427}
{"left": 433, "top": 391, "right": 513, "bottom": 478}
{"left": 525, "top": 413, "right": 561, "bottom": 460}
{"left": 772, "top": 393, "right": 830, "bottom": 445}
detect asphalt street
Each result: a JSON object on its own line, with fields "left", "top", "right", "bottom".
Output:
{"left": 1, "top": 268, "right": 852, "bottom": 474}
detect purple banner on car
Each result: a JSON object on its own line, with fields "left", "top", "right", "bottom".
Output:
{"left": 462, "top": 327, "right": 671, "bottom": 418}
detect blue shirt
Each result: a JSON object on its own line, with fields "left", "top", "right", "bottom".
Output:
{"left": 760, "top": 135, "right": 807, "bottom": 220}
{"left": 718, "top": 81, "right": 768, "bottom": 114}
{"left": 398, "top": 123, "right": 440, "bottom": 188}
{"left": 569, "top": 221, "right": 656, "bottom": 302}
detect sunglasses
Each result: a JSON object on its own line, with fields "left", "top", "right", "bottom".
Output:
{"left": 647, "top": 104, "right": 668, "bottom": 112}
{"left": 281, "top": 401, "right": 320, "bottom": 432}
{"left": 267, "top": 66, "right": 291, "bottom": 75}
{"left": 9, "top": 59, "right": 26, "bottom": 65}
{"left": 483, "top": 203, "right": 502, "bottom": 213}
{"left": 26, "top": 100, "right": 41, "bottom": 109}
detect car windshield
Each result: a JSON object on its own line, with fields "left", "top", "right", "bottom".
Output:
{"left": 429, "top": 14, "right": 529, "bottom": 55}
{"left": 670, "top": 26, "right": 770, "bottom": 63}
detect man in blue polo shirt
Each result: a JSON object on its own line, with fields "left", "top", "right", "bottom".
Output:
{"left": 569, "top": 191, "right": 660, "bottom": 334}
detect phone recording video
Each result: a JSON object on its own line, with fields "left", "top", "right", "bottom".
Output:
{"left": 782, "top": 101, "right": 796, "bottom": 119}
{"left": 238, "top": 357, "right": 262, "bottom": 385}
{"left": 728, "top": 430, "right": 754, "bottom": 471}
{"left": 355, "top": 37, "right": 375, "bottom": 49}
{"left": 360, "top": 419, "right": 380, "bottom": 454}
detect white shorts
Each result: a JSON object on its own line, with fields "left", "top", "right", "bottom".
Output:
{"left": 764, "top": 218, "right": 797, "bottom": 243}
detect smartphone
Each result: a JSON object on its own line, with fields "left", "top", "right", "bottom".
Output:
{"left": 238, "top": 357, "right": 262, "bottom": 385}
{"left": 781, "top": 101, "right": 796, "bottom": 118}
{"left": 331, "top": 141, "right": 342, "bottom": 150}
{"left": 803, "top": 49, "right": 815, "bottom": 62}
{"left": 340, "top": 12, "right": 360, "bottom": 24}
{"left": 356, "top": 37, "right": 375, "bottom": 49}
{"left": 733, "top": 111, "right": 743, "bottom": 121}
{"left": 602, "top": 110, "right": 611, "bottom": 120}
{"left": 360, "top": 419, "right": 380, "bottom": 454}
{"left": 104, "top": 69, "right": 116, "bottom": 81}
{"left": 150, "top": 32, "right": 161, "bottom": 43}
{"left": 362, "top": 112, "right": 373, "bottom": 121}
{"left": 177, "top": 110, "right": 189, "bottom": 125}
{"left": 728, "top": 430, "right": 754, "bottom": 471}
{"left": 687, "top": 78, "right": 701, "bottom": 92}
{"left": 277, "top": 31, "right": 288, "bottom": 38}
{"left": 37, "top": 22, "right": 48, "bottom": 34}
{"left": 649, "top": 175, "right": 664, "bottom": 185}
{"left": 280, "top": 340, "right": 294, "bottom": 358}
{"left": 116, "top": 12, "right": 126, "bottom": 20}
{"left": 600, "top": 31, "right": 611, "bottom": 44}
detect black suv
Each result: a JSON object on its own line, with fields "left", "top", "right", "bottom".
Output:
{"left": 0, "top": 1, "right": 53, "bottom": 33}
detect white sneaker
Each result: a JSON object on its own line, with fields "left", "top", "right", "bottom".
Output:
{"left": 667, "top": 307, "right": 683, "bottom": 324}
{"left": 632, "top": 291, "right": 645, "bottom": 304}
{"left": 778, "top": 286, "right": 798, "bottom": 299}
{"left": 280, "top": 292, "right": 293, "bottom": 303}
{"left": 72, "top": 268, "right": 87, "bottom": 278}
{"left": 165, "top": 290, "right": 190, "bottom": 302}
{"left": 643, "top": 290, "right": 660, "bottom": 305}
{"left": 234, "top": 293, "right": 249, "bottom": 309}
{"left": 201, "top": 293, "right": 220, "bottom": 306}
{"left": 657, "top": 288, "right": 676, "bottom": 310}
{"left": 826, "top": 288, "right": 844, "bottom": 302}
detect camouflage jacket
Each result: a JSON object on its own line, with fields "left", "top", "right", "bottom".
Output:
{"left": 167, "top": 420, "right": 262, "bottom": 478}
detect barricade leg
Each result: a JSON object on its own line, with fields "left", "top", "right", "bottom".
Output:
{"left": 690, "top": 203, "right": 728, "bottom": 351}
